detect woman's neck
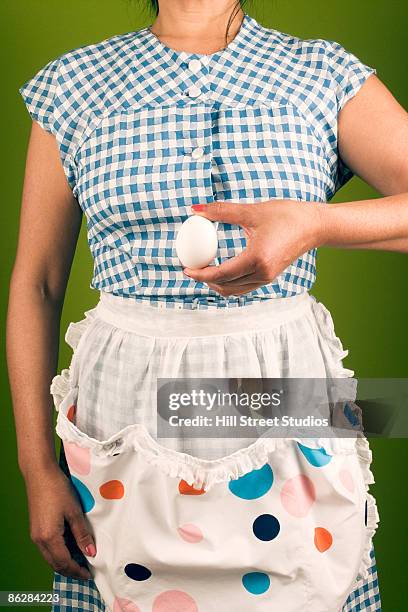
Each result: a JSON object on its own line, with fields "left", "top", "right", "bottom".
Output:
{"left": 149, "top": 1, "right": 245, "bottom": 55}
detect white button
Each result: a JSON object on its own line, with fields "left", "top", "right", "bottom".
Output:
{"left": 188, "top": 59, "right": 202, "bottom": 73}
{"left": 191, "top": 146, "right": 204, "bottom": 159}
{"left": 186, "top": 84, "right": 201, "bottom": 98}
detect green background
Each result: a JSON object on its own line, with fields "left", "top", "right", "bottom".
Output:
{"left": 1, "top": 0, "right": 407, "bottom": 609}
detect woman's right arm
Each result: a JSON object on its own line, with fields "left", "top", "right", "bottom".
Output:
{"left": 6, "top": 121, "right": 96, "bottom": 580}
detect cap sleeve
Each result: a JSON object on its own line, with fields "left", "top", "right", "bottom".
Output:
{"left": 326, "top": 39, "right": 376, "bottom": 113}
{"left": 19, "top": 59, "right": 60, "bottom": 135}
{"left": 324, "top": 40, "right": 376, "bottom": 191}
{"left": 19, "top": 58, "right": 77, "bottom": 191}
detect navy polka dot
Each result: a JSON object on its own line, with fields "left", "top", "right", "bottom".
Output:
{"left": 124, "top": 563, "right": 152, "bottom": 581}
{"left": 252, "top": 514, "right": 280, "bottom": 541}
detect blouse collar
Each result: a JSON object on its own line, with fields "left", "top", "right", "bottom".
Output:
{"left": 138, "top": 13, "right": 261, "bottom": 69}
{"left": 120, "top": 14, "right": 266, "bottom": 109}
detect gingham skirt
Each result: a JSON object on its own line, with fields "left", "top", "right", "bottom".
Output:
{"left": 50, "top": 290, "right": 381, "bottom": 611}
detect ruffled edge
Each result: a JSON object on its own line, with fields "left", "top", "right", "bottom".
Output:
{"left": 311, "top": 297, "right": 380, "bottom": 581}
{"left": 64, "top": 306, "right": 98, "bottom": 351}
{"left": 310, "top": 296, "right": 355, "bottom": 379}
{"left": 55, "top": 375, "right": 361, "bottom": 493}
{"left": 50, "top": 305, "right": 99, "bottom": 410}
{"left": 354, "top": 436, "right": 380, "bottom": 581}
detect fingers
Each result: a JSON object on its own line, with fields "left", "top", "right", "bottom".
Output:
{"left": 211, "top": 271, "right": 263, "bottom": 288}
{"left": 33, "top": 531, "right": 92, "bottom": 580}
{"left": 30, "top": 496, "right": 95, "bottom": 580}
{"left": 207, "top": 281, "right": 263, "bottom": 297}
{"left": 191, "top": 201, "right": 254, "bottom": 226}
{"left": 184, "top": 248, "right": 256, "bottom": 283}
{"left": 67, "top": 507, "right": 97, "bottom": 560}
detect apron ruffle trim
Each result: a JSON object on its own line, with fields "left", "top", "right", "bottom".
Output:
{"left": 354, "top": 436, "right": 380, "bottom": 581}
{"left": 55, "top": 383, "right": 364, "bottom": 485}
{"left": 310, "top": 296, "right": 355, "bottom": 378}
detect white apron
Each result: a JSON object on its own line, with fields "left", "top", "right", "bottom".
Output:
{"left": 51, "top": 290, "right": 379, "bottom": 612}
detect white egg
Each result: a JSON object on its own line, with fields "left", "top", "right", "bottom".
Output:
{"left": 176, "top": 215, "right": 218, "bottom": 269}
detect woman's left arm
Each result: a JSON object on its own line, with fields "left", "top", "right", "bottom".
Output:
{"left": 185, "top": 75, "right": 408, "bottom": 296}
{"left": 322, "top": 73, "right": 408, "bottom": 250}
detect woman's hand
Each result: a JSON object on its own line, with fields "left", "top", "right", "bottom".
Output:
{"left": 183, "top": 199, "right": 324, "bottom": 297}
{"left": 24, "top": 463, "right": 96, "bottom": 580}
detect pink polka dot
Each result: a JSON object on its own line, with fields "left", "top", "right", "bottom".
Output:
{"left": 152, "top": 590, "right": 198, "bottom": 612}
{"left": 177, "top": 524, "right": 203, "bottom": 543}
{"left": 280, "top": 474, "right": 316, "bottom": 518}
{"left": 339, "top": 469, "right": 355, "bottom": 493}
{"left": 63, "top": 440, "right": 91, "bottom": 475}
{"left": 113, "top": 597, "right": 141, "bottom": 612}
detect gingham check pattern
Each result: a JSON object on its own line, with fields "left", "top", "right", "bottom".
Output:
{"left": 343, "top": 547, "right": 382, "bottom": 611}
{"left": 19, "top": 13, "right": 376, "bottom": 309}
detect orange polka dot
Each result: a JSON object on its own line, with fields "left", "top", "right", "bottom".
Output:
{"left": 178, "top": 480, "right": 206, "bottom": 495}
{"left": 314, "top": 527, "right": 333, "bottom": 552}
{"left": 99, "top": 480, "right": 125, "bottom": 499}
{"left": 67, "top": 404, "right": 76, "bottom": 422}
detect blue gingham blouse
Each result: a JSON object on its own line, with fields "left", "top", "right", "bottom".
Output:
{"left": 19, "top": 13, "right": 376, "bottom": 309}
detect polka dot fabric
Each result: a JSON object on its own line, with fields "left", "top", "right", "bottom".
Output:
{"left": 56, "top": 410, "right": 376, "bottom": 611}
{"left": 52, "top": 547, "right": 381, "bottom": 611}
{"left": 50, "top": 290, "right": 380, "bottom": 611}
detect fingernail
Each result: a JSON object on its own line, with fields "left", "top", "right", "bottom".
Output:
{"left": 191, "top": 204, "right": 206, "bottom": 212}
{"left": 85, "top": 543, "right": 97, "bottom": 557}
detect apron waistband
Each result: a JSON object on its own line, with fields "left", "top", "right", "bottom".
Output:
{"left": 94, "top": 290, "right": 314, "bottom": 338}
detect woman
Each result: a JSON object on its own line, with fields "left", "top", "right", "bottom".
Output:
{"left": 8, "top": 0, "right": 408, "bottom": 609}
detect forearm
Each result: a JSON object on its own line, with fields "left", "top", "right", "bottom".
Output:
{"left": 6, "top": 275, "right": 64, "bottom": 479}
{"left": 318, "top": 191, "right": 408, "bottom": 251}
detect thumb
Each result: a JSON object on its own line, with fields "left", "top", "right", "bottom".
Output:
{"left": 191, "top": 201, "right": 253, "bottom": 226}
{"left": 67, "top": 507, "right": 97, "bottom": 558}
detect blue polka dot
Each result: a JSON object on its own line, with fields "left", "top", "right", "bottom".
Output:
{"left": 71, "top": 476, "right": 95, "bottom": 513}
{"left": 242, "top": 572, "right": 270, "bottom": 595}
{"left": 252, "top": 514, "right": 280, "bottom": 541}
{"left": 229, "top": 464, "right": 274, "bottom": 500}
{"left": 124, "top": 563, "right": 152, "bottom": 581}
{"left": 297, "top": 443, "right": 332, "bottom": 467}
{"left": 344, "top": 402, "right": 360, "bottom": 427}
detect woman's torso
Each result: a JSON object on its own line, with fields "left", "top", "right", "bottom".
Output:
{"left": 20, "top": 13, "right": 375, "bottom": 307}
